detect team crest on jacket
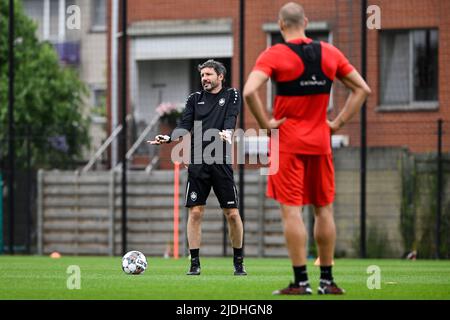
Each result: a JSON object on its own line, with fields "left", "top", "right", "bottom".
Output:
{"left": 219, "top": 98, "right": 225, "bottom": 106}
{"left": 190, "top": 191, "right": 197, "bottom": 201}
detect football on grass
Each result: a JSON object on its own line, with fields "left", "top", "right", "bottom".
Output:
{"left": 122, "top": 251, "right": 148, "bottom": 275}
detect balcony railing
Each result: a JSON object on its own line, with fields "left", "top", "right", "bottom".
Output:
{"left": 52, "top": 41, "right": 80, "bottom": 65}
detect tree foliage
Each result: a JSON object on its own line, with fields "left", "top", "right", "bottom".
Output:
{"left": 0, "top": 0, "right": 89, "bottom": 169}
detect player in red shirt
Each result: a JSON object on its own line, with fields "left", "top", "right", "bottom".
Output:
{"left": 244, "top": 2, "right": 371, "bottom": 295}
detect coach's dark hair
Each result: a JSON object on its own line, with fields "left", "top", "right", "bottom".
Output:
{"left": 198, "top": 59, "right": 227, "bottom": 83}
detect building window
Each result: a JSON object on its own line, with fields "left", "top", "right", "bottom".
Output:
{"left": 23, "top": 0, "right": 44, "bottom": 39}
{"left": 91, "top": 0, "right": 106, "bottom": 31}
{"left": 49, "top": 0, "right": 59, "bottom": 40}
{"left": 91, "top": 87, "right": 106, "bottom": 119}
{"left": 23, "top": 0, "right": 60, "bottom": 41}
{"left": 379, "top": 29, "right": 438, "bottom": 110}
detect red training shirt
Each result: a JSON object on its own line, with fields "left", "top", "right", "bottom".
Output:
{"left": 253, "top": 37, "right": 354, "bottom": 155}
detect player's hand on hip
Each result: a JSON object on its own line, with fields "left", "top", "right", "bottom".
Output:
{"left": 268, "top": 117, "right": 287, "bottom": 129}
{"left": 147, "top": 134, "right": 171, "bottom": 145}
{"left": 327, "top": 119, "right": 341, "bottom": 134}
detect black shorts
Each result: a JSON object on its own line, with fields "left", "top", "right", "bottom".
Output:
{"left": 184, "top": 164, "right": 239, "bottom": 209}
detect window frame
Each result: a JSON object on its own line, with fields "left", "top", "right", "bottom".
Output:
{"left": 377, "top": 28, "right": 439, "bottom": 112}
{"left": 90, "top": 85, "right": 107, "bottom": 122}
{"left": 91, "top": 0, "right": 107, "bottom": 32}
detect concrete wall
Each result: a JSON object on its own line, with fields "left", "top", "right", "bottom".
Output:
{"left": 333, "top": 147, "right": 405, "bottom": 258}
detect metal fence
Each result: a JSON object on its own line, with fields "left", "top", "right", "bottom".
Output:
{"left": 35, "top": 146, "right": 448, "bottom": 259}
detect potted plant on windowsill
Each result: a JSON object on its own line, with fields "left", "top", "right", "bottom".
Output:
{"left": 156, "top": 102, "right": 183, "bottom": 128}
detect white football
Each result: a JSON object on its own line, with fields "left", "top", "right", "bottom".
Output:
{"left": 122, "top": 250, "right": 148, "bottom": 275}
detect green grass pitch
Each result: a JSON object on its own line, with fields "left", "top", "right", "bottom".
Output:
{"left": 0, "top": 256, "right": 449, "bottom": 300}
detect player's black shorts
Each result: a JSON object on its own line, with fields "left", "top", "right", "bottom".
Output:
{"left": 184, "top": 164, "right": 239, "bottom": 209}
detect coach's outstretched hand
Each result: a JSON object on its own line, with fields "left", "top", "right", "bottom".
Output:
{"left": 147, "top": 134, "right": 171, "bottom": 145}
{"left": 219, "top": 130, "right": 233, "bottom": 144}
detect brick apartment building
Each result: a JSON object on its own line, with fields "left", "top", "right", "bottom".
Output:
{"left": 106, "top": 0, "right": 449, "bottom": 168}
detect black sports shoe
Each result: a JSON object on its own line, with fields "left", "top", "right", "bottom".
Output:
{"left": 186, "top": 257, "right": 201, "bottom": 275}
{"left": 318, "top": 279, "right": 345, "bottom": 295}
{"left": 272, "top": 281, "right": 312, "bottom": 295}
{"left": 233, "top": 256, "right": 247, "bottom": 276}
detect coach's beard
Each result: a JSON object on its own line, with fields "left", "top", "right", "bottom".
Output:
{"left": 203, "top": 81, "right": 217, "bottom": 92}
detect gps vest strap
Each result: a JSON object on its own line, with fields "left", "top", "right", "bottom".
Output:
{"left": 275, "top": 41, "right": 333, "bottom": 96}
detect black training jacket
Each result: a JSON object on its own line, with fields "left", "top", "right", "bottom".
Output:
{"left": 170, "top": 87, "right": 241, "bottom": 164}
